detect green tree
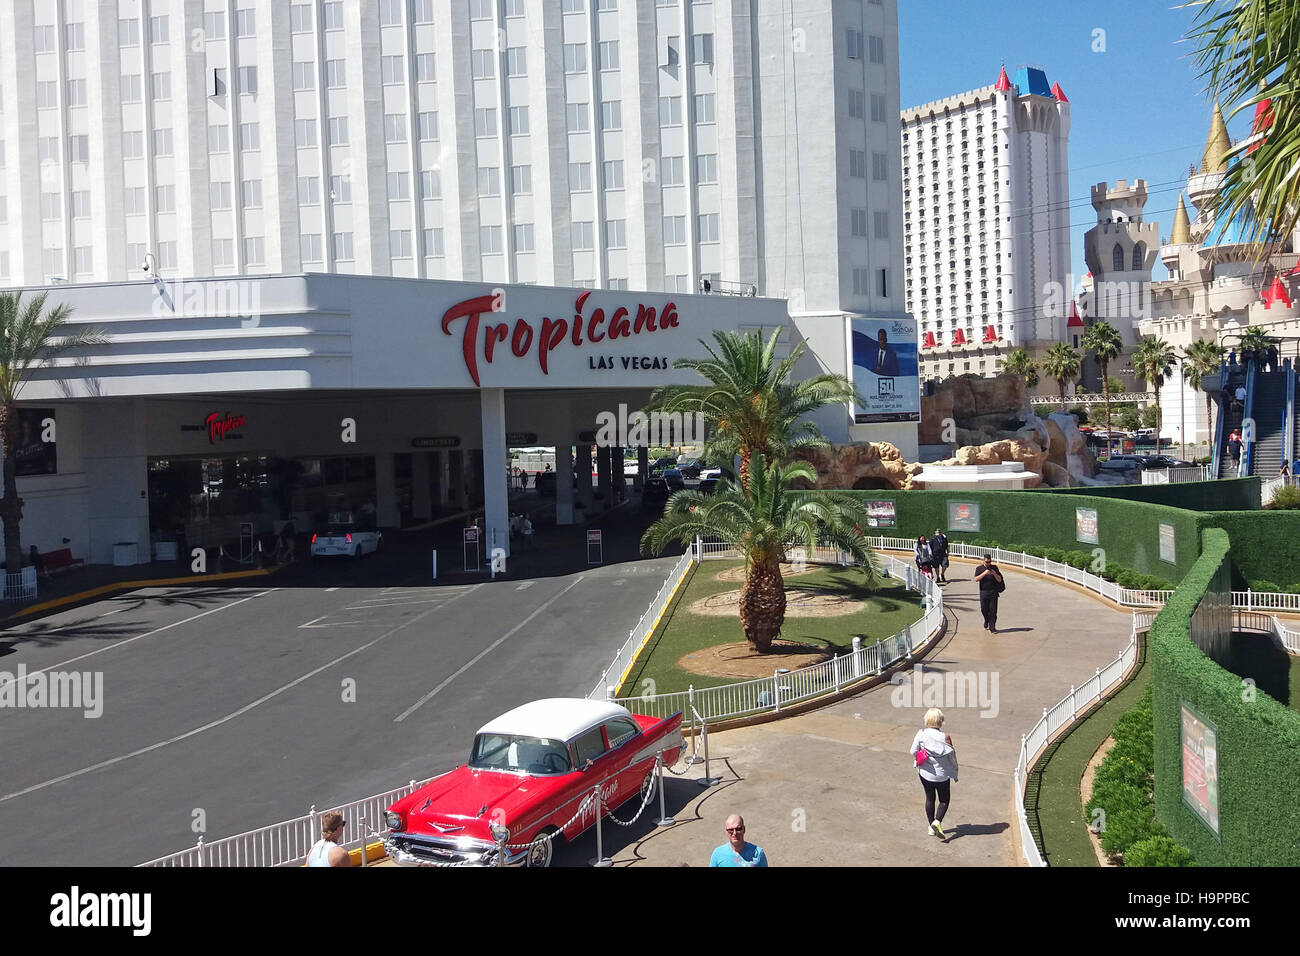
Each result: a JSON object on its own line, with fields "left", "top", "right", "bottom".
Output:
{"left": 1181, "top": 339, "right": 1225, "bottom": 441}
{"left": 641, "top": 454, "right": 877, "bottom": 652}
{"left": 1107, "top": 376, "right": 1127, "bottom": 397}
{"left": 1001, "top": 348, "right": 1040, "bottom": 389}
{"left": 1043, "top": 342, "right": 1081, "bottom": 405}
{"left": 1083, "top": 322, "right": 1125, "bottom": 453}
{"left": 646, "top": 329, "right": 863, "bottom": 490}
{"left": 1184, "top": 0, "right": 1300, "bottom": 246}
{"left": 0, "top": 292, "right": 105, "bottom": 577}
{"left": 1235, "top": 325, "right": 1281, "bottom": 365}
{"left": 1116, "top": 405, "right": 1141, "bottom": 433}
{"left": 1132, "top": 337, "right": 1176, "bottom": 453}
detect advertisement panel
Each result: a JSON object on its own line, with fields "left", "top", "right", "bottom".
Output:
{"left": 1159, "top": 523, "right": 1176, "bottom": 565}
{"left": 1075, "top": 507, "right": 1099, "bottom": 545}
{"left": 12, "top": 408, "right": 57, "bottom": 477}
{"left": 864, "top": 500, "right": 896, "bottom": 528}
{"left": 947, "top": 501, "right": 981, "bottom": 533}
{"left": 851, "top": 317, "right": 920, "bottom": 424}
{"left": 1180, "top": 703, "right": 1220, "bottom": 836}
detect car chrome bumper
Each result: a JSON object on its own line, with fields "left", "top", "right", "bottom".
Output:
{"left": 382, "top": 835, "right": 528, "bottom": 867}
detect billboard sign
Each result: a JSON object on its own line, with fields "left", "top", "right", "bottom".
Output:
{"left": 1180, "top": 702, "right": 1220, "bottom": 836}
{"left": 11, "top": 408, "right": 56, "bottom": 477}
{"left": 1076, "top": 507, "right": 1099, "bottom": 545}
{"left": 851, "top": 318, "right": 919, "bottom": 424}
{"left": 947, "top": 500, "right": 981, "bottom": 533}
{"left": 864, "top": 500, "right": 896, "bottom": 528}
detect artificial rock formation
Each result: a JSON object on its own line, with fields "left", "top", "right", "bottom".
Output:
{"left": 798, "top": 441, "right": 914, "bottom": 490}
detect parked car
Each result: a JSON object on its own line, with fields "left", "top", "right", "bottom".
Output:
{"left": 678, "top": 460, "right": 704, "bottom": 479}
{"left": 662, "top": 467, "right": 686, "bottom": 491}
{"left": 650, "top": 456, "right": 677, "bottom": 472}
{"left": 1135, "top": 427, "right": 1157, "bottom": 441}
{"left": 310, "top": 513, "right": 382, "bottom": 558}
{"left": 383, "top": 698, "right": 684, "bottom": 867}
{"left": 642, "top": 476, "right": 670, "bottom": 510}
{"left": 698, "top": 477, "right": 720, "bottom": 495}
{"left": 698, "top": 466, "right": 723, "bottom": 481}
{"left": 1143, "top": 454, "right": 1193, "bottom": 469}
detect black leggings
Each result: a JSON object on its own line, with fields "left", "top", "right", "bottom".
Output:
{"left": 919, "top": 775, "right": 951, "bottom": 823}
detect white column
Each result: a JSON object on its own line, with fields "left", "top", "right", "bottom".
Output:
{"left": 575, "top": 444, "right": 594, "bottom": 515}
{"left": 480, "top": 388, "right": 510, "bottom": 558}
{"left": 555, "top": 443, "right": 575, "bottom": 525}
{"left": 375, "top": 454, "right": 399, "bottom": 528}
{"left": 412, "top": 452, "right": 432, "bottom": 520}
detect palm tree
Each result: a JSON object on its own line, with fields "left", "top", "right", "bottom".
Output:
{"left": 1236, "top": 325, "right": 1281, "bottom": 365}
{"left": 1184, "top": 0, "right": 1300, "bottom": 247}
{"left": 1042, "top": 342, "right": 1081, "bottom": 406}
{"left": 0, "top": 292, "right": 105, "bottom": 578}
{"left": 1132, "top": 337, "right": 1176, "bottom": 454}
{"left": 641, "top": 454, "right": 877, "bottom": 652}
{"left": 1001, "top": 348, "right": 1040, "bottom": 390}
{"left": 1083, "top": 321, "right": 1124, "bottom": 454}
{"left": 646, "top": 329, "right": 863, "bottom": 490}
{"left": 1181, "top": 339, "right": 1226, "bottom": 446}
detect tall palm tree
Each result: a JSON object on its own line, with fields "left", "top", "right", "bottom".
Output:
{"left": 0, "top": 292, "right": 105, "bottom": 577}
{"left": 1042, "top": 342, "right": 1081, "bottom": 406}
{"left": 646, "top": 329, "right": 863, "bottom": 490}
{"left": 1001, "top": 348, "right": 1040, "bottom": 390}
{"left": 1184, "top": 0, "right": 1300, "bottom": 247}
{"left": 1083, "top": 321, "right": 1124, "bottom": 454}
{"left": 1132, "top": 337, "right": 1176, "bottom": 454}
{"left": 1236, "top": 325, "right": 1281, "bottom": 365}
{"left": 1181, "top": 339, "right": 1226, "bottom": 445}
{"left": 641, "top": 454, "right": 877, "bottom": 652}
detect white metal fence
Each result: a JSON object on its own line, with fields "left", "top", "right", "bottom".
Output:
{"left": 138, "top": 775, "right": 444, "bottom": 867}
{"left": 1261, "top": 474, "right": 1300, "bottom": 505}
{"left": 1141, "top": 466, "right": 1211, "bottom": 484}
{"left": 1, "top": 566, "right": 37, "bottom": 602}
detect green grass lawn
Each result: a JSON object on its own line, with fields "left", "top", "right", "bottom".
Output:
{"left": 619, "top": 559, "right": 925, "bottom": 696}
{"left": 1291, "top": 654, "right": 1300, "bottom": 716}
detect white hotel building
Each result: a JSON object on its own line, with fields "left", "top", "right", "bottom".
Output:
{"left": 0, "top": 0, "right": 917, "bottom": 569}
{"left": 900, "top": 65, "right": 1071, "bottom": 386}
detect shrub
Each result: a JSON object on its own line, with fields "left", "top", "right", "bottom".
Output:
{"left": 1116, "top": 570, "right": 1139, "bottom": 589}
{"left": 1065, "top": 551, "right": 1093, "bottom": 570}
{"left": 1124, "top": 835, "right": 1197, "bottom": 867}
{"left": 1286, "top": 583, "right": 1300, "bottom": 595}
{"left": 1271, "top": 485, "right": 1300, "bottom": 510}
{"left": 1042, "top": 547, "right": 1067, "bottom": 563}
{"left": 1250, "top": 580, "right": 1280, "bottom": 593}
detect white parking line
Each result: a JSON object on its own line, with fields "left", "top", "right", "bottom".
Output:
{"left": 393, "top": 576, "right": 585, "bottom": 723}
{"left": 342, "top": 599, "right": 446, "bottom": 610}
{"left": 325, "top": 587, "right": 340, "bottom": 592}
{"left": 0, "top": 584, "right": 483, "bottom": 805}
{"left": 515, "top": 581, "right": 534, "bottom": 591}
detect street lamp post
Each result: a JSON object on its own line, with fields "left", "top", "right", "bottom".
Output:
{"left": 1180, "top": 356, "right": 1187, "bottom": 463}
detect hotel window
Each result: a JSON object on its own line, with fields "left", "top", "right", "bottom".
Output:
{"left": 40, "top": 192, "right": 61, "bottom": 220}
{"left": 602, "top": 160, "right": 624, "bottom": 189}
{"left": 385, "top": 114, "right": 406, "bottom": 142}
{"left": 601, "top": 100, "right": 622, "bottom": 130}
{"left": 390, "top": 229, "right": 412, "bottom": 258}
{"left": 696, "top": 153, "right": 718, "bottom": 183}
{"left": 121, "top": 74, "right": 142, "bottom": 103}
{"left": 67, "top": 80, "right": 87, "bottom": 107}
{"left": 878, "top": 268, "right": 889, "bottom": 298}
{"left": 237, "top": 66, "right": 257, "bottom": 95}
{"left": 119, "top": 19, "right": 140, "bottom": 46}
{"left": 848, "top": 89, "right": 865, "bottom": 120}
{"left": 379, "top": 0, "right": 404, "bottom": 25}
{"left": 416, "top": 54, "right": 435, "bottom": 82}
{"left": 872, "top": 152, "right": 888, "bottom": 181}
{"left": 423, "top": 228, "right": 444, "bottom": 257}
{"left": 478, "top": 166, "right": 500, "bottom": 195}
{"left": 295, "top": 119, "right": 317, "bottom": 147}
{"left": 480, "top": 225, "right": 502, "bottom": 254}
{"left": 661, "top": 155, "right": 684, "bottom": 186}
{"left": 243, "top": 237, "right": 264, "bottom": 266}
{"left": 212, "top": 238, "right": 234, "bottom": 267}
{"left": 65, "top": 22, "right": 85, "bottom": 50}
{"left": 597, "top": 0, "right": 617, "bottom": 9}
{"left": 34, "top": 25, "right": 56, "bottom": 53}
{"left": 659, "top": 96, "right": 682, "bottom": 126}
{"left": 571, "top": 221, "right": 594, "bottom": 250}
{"left": 511, "top": 164, "right": 532, "bottom": 194}
{"left": 853, "top": 269, "right": 870, "bottom": 295}
{"left": 300, "top": 233, "right": 323, "bottom": 263}
{"left": 692, "top": 33, "right": 714, "bottom": 64}
{"left": 149, "top": 16, "right": 169, "bottom": 44}
{"left": 241, "top": 179, "right": 262, "bottom": 208}
{"left": 234, "top": 9, "right": 256, "bottom": 37}
{"left": 663, "top": 215, "right": 686, "bottom": 245}
{"left": 606, "top": 219, "right": 627, "bottom": 249}
{"left": 413, "top": 0, "right": 434, "bottom": 21}
{"left": 42, "top": 247, "right": 63, "bottom": 278}
{"left": 290, "top": 5, "right": 313, "bottom": 32}
{"left": 209, "top": 125, "right": 230, "bottom": 153}
{"left": 846, "top": 30, "right": 862, "bottom": 59}
{"left": 293, "top": 62, "right": 315, "bottom": 91}
{"left": 562, "top": 0, "right": 583, "bottom": 12}
{"left": 505, "top": 48, "right": 527, "bottom": 77}
{"left": 598, "top": 40, "right": 619, "bottom": 70}
{"left": 125, "top": 187, "right": 147, "bottom": 215}
{"left": 211, "top": 181, "right": 233, "bottom": 209}
{"left": 68, "top": 135, "right": 89, "bottom": 163}
{"left": 152, "top": 72, "right": 171, "bottom": 101}
{"left": 420, "top": 170, "right": 441, "bottom": 199}
{"left": 326, "top": 60, "right": 346, "bottom": 89}
{"left": 330, "top": 175, "right": 352, "bottom": 202}
{"left": 666, "top": 275, "right": 688, "bottom": 292}
{"left": 474, "top": 108, "right": 497, "bottom": 137}
{"left": 323, "top": 2, "right": 343, "bottom": 30}
{"left": 298, "top": 176, "right": 321, "bottom": 205}
{"left": 73, "top": 247, "right": 92, "bottom": 274}
{"left": 153, "top": 128, "right": 174, "bottom": 156}
{"left": 203, "top": 12, "right": 226, "bottom": 39}
{"left": 333, "top": 232, "right": 354, "bottom": 261}
{"left": 469, "top": 0, "right": 493, "bottom": 18}
{"left": 851, "top": 208, "right": 867, "bottom": 237}
{"left": 868, "top": 35, "right": 885, "bottom": 64}
{"left": 849, "top": 150, "right": 866, "bottom": 178}
{"left": 507, "top": 106, "right": 527, "bottom": 136}
{"left": 697, "top": 213, "right": 720, "bottom": 242}
{"left": 327, "top": 117, "right": 348, "bottom": 146}
{"left": 157, "top": 242, "right": 178, "bottom": 270}
{"left": 569, "top": 162, "right": 591, "bottom": 192}
{"left": 564, "top": 43, "right": 587, "bottom": 73}
{"left": 505, "top": 0, "right": 526, "bottom": 16}
{"left": 567, "top": 103, "right": 589, "bottom": 132}
{"left": 382, "top": 56, "right": 403, "bottom": 85}
{"left": 418, "top": 111, "right": 439, "bottom": 140}
{"left": 693, "top": 93, "right": 715, "bottom": 124}
{"left": 513, "top": 223, "right": 534, "bottom": 253}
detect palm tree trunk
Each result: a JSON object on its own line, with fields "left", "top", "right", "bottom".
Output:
{"left": 739, "top": 554, "right": 785, "bottom": 652}
{"left": 738, "top": 448, "right": 751, "bottom": 492}
{"left": 1101, "top": 360, "right": 1113, "bottom": 456}
{"left": 1154, "top": 394, "right": 1161, "bottom": 454}
{"left": 0, "top": 401, "right": 24, "bottom": 577}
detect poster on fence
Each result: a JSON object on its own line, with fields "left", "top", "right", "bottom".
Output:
{"left": 865, "top": 500, "right": 896, "bottom": 528}
{"left": 947, "top": 501, "right": 980, "bottom": 533}
{"left": 1180, "top": 702, "right": 1220, "bottom": 836}
{"left": 1159, "top": 523, "right": 1176, "bottom": 565}
{"left": 1075, "top": 507, "right": 1099, "bottom": 545}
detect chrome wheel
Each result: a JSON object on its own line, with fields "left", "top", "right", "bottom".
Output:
{"left": 525, "top": 829, "right": 556, "bottom": 868}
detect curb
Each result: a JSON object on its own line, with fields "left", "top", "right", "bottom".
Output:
{"left": 10, "top": 567, "right": 274, "bottom": 620}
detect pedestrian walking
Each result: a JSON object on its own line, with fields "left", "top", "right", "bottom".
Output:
{"left": 914, "top": 535, "right": 932, "bottom": 579}
{"left": 709, "top": 814, "right": 768, "bottom": 867}
{"left": 1228, "top": 429, "right": 1242, "bottom": 471}
{"left": 910, "top": 708, "right": 958, "bottom": 840}
{"left": 929, "top": 529, "right": 949, "bottom": 584}
{"left": 1280, "top": 460, "right": 1291, "bottom": 479}
{"left": 306, "top": 811, "right": 351, "bottom": 867}
{"left": 277, "top": 518, "right": 296, "bottom": 564}
{"left": 974, "top": 553, "right": 1004, "bottom": 633}
{"left": 521, "top": 514, "right": 534, "bottom": 550}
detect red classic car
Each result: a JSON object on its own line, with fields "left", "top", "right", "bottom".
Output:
{"left": 383, "top": 698, "right": 684, "bottom": 867}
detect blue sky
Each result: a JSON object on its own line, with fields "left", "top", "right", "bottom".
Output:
{"left": 898, "top": 0, "right": 1253, "bottom": 286}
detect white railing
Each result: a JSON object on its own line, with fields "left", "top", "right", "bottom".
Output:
{"left": 1, "top": 566, "right": 37, "bottom": 602}
{"left": 1261, "top": 474, "right": 1300, "bottom": 504}
{"left": 1142, "top": 466, "right": 1210, "bottom": 484}
{"left": 1014, "top": 616, "right": 1145, "bottom": 867}
{"left": 585, "top": 545, "right": 697, "bottom": 700}
{"left": 1273, "top": 616, "right": 1300, "bottom": 655}
{"left": 613, "top": 548, "right": 943, "bottom": 724}
{"left": 138, "top": 774, "right": 444, "bottom": 867}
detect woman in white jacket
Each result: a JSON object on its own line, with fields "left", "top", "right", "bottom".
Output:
{"left": 910, "top": 707, "right": 958, "bottom": 839}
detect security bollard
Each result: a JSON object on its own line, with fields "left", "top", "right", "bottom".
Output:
{"left": 655, "top": 752, "right": 675, "bottom": 827}
{"left": 590, "top": 787, "right": 612, "bottom": 867}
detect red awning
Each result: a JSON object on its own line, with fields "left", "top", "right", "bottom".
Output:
{"left": 983, "top": 324, "right": 997, "bottom": 343}
{"left": 923, "top": 331, "right": 937, "bottom": 349}
{"left": 952, "top": 329, "right": 967, "bottom": 346}
{"left": 1263, "top": 276, "right": 1293, "bottom": 310}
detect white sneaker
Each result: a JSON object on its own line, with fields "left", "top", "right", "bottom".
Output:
{"left": 928, "top": 821, "right": 940, "bottom": 837}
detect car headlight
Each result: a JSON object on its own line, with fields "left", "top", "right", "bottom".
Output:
{"left": 489, "top": 822, "right": 509, "bottom": 845}
{"left": 385, "top": 811, "right": 404, "bottom": 831}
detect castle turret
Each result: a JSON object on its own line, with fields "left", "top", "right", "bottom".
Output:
{"left": 1083, "top": 179, "right": 1158, "bottom": 351}
{"left": 1188, "top": 104, "right": 1230, "bottom": 217}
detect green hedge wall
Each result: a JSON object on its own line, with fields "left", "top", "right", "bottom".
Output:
{"left": 1149, "top": 528, "right": 1300, "bottom": 865}
{"left": 1203, "top": 510, "right": 1300, "bottom": 589}
{"left": 1040, "top": 478, "right": 1260, "bottom": 513}
{"left": 845, "top": 489, "right": 1206, "bottom": 583}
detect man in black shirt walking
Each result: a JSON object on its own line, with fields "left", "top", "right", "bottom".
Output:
{"left": 974, "top": 554, "right": 1004, "bottom": 633}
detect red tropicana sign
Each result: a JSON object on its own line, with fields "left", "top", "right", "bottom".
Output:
{"left": 205, "top": 411, "right": 246, "bottom": 443}
{"left": 440, "top": 290, "right": 679, "bottom": 386}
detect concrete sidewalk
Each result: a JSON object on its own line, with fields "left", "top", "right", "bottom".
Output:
{"left": 588, "top": 559, "right": 1134, "bottom": 866}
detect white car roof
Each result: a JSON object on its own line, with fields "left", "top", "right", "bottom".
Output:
{"left": 476, "top": 698, "right": 632, "bottom": 741}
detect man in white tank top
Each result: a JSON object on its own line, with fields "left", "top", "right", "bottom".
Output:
{"left": 307, "top": 811, "right": 351, "bottom": 867}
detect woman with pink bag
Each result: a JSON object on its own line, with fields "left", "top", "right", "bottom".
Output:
{"left": 910, "top": 708, "right": 958, "bottom": 840}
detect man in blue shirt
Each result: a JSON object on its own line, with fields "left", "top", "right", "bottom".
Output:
{"left": 709, "top": 814, "right": 768, "bottom": 867}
